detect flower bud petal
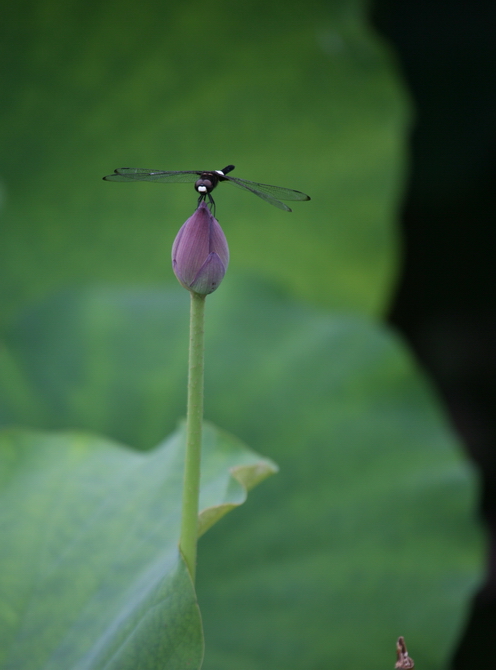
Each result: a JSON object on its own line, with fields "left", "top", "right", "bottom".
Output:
{"left": 171, "top": 202, "right": 229, "bottom": 295}
{"left": 188, "top": 252, "right": 227, "bottom": 295}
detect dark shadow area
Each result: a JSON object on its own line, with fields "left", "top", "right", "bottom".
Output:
{"left": 373, "top": 0, "right": 496, "bottom": 666}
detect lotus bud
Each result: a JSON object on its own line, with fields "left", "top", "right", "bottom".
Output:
{"left": 171, "top": 202, "right": 229, "bottom": 295}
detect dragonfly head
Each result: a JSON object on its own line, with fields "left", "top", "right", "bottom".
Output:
{"left": 195, "top": 177, "right": 214, "bottom": 195}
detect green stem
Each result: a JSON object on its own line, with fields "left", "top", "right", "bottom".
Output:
{"left": 179, "top": 291, "right": 206, "bottom": 583}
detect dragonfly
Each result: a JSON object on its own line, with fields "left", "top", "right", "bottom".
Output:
{"left": 103, "top": 164, "right": 310, "bottom": 213}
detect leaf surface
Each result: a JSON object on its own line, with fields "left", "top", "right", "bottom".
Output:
{"left": 0, "top": 423, "right": 276, "bottom": 670}
{"left": 0, "top": 281, "right": 483, "bottom": 669}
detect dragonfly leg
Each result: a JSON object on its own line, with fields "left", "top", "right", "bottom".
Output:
{"left": 197, "top": 192, "right": 216, "bottom": 217}
{"left": 208, "top": 193, "right": 217, "bottom": 217}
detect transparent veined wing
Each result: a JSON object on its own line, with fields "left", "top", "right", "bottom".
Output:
{"left": 103, "top": 169, "right": 202, "bottom": 183}
{"left": 223, "top": 176, "right": 311, "bottom": 211}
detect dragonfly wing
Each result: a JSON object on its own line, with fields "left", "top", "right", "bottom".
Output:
{"left": 225, "top": 176, "right": 310, "bottom": 202}
{"left": 103, "top": 169, "right": 201, "bottom": 183}
{"left": 223, "top": 177, "right": 292, "bottom": 211}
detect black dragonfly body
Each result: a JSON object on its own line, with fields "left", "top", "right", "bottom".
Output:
{"left": 103, "top": 164, "right": 310, "bottom": 213}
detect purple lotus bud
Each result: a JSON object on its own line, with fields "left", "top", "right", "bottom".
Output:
{"left": 171, "top": 202, "right": 229, "bottom": 295}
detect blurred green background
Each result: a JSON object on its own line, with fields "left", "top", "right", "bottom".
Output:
{"left": 0, "top": 0, "right": 409, "bottom": 324}
{"left": 0, "top": 1, "right": 485, "bottom": 669}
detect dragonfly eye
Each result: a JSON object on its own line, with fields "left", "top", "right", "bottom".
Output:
{"left": 195, "top": 178, "right": 213, "bottom": 194}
